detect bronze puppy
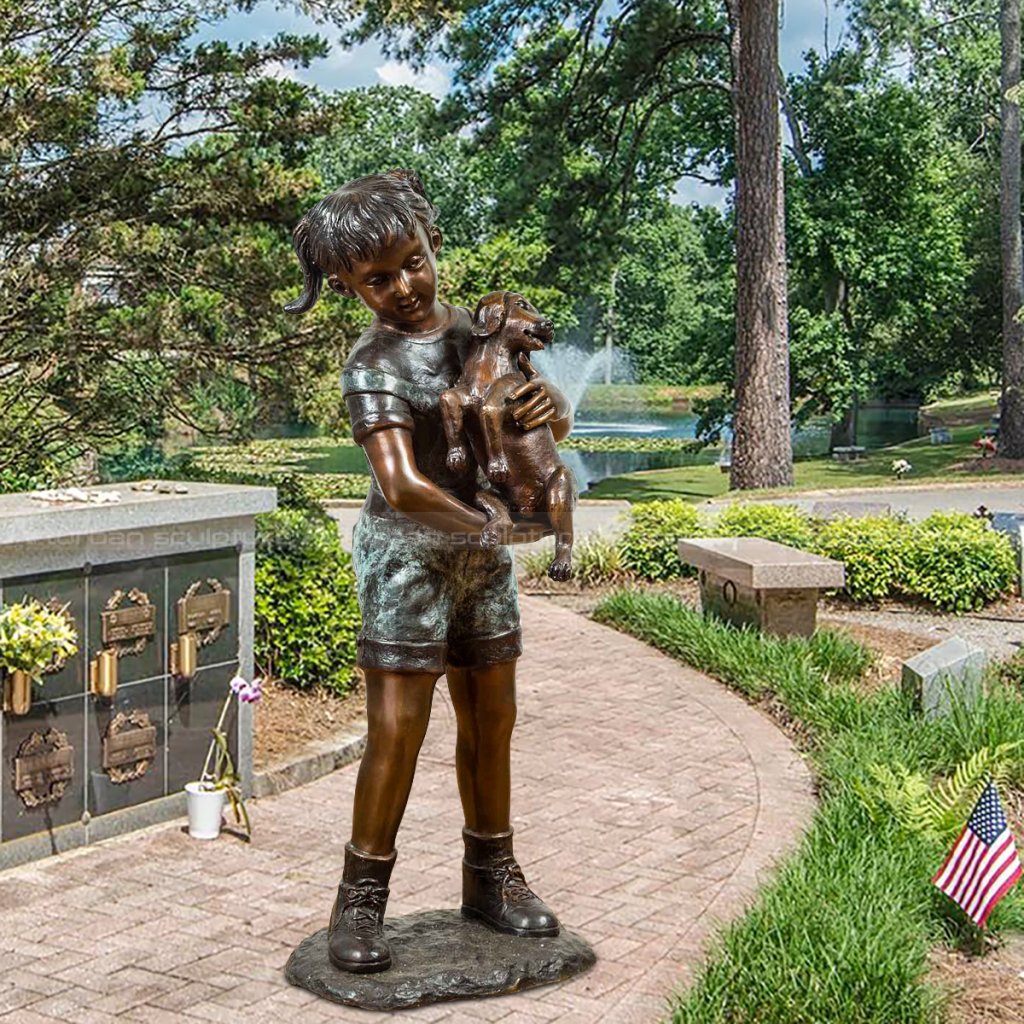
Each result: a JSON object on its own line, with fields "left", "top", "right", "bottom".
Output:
{"left": 440, "top": 291, "right": 576, "bottom": 580}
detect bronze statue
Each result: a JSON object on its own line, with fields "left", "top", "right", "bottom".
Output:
{"left": 285, "top": 170, "right": 572, "bottom": 975}
{"left": 440, "top": 291, "right": 576, "bottom": 580}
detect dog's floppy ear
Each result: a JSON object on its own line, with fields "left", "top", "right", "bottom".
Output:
{"left": 472, "top": 291, "right": 508, "bottom": 338}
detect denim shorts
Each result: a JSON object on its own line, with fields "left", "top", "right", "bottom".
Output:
{"left": 351, "top": 511, "right": 522, "bottom": 674}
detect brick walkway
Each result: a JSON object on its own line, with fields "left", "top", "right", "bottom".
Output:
{"left": 0, "top": 598, "right": 814, "bottom": 1024}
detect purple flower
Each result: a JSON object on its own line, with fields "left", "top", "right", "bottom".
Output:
{"left": 228, "top": 675, "right": 263, "bottom": 704}
{"left": 239, "top": 677, "right": 264, "bottom": 704}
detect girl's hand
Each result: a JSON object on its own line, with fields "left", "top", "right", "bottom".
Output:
{"left": 510, "top": 378, "right": 572, "bottom": 440}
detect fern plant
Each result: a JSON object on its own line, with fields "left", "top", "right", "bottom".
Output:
{"left": 854, "top": 742, "right": 1023, "bottom": 841}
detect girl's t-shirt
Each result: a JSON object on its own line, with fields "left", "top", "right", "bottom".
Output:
{"left": 341, "top": 303, "right": 481, "bottom": 522}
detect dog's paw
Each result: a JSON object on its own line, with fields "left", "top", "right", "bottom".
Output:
{"left": 486, "top": 456, "right": 510, "bottom": 483}
{"left": 447, "top": 446, "right": 469, "bottom": 474}
{"left": 480, "top": 522, "right": 504, "bottom": 549}
{"left": 548, "top": 558, "right": 572, "bottom": 582}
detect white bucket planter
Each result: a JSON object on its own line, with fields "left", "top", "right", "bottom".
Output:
{"left": 185, "top": 782, "right": 227, "bottom": 840}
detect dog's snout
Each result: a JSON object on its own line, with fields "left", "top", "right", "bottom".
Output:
{"left": 538, "top": 318, "right": 553, "bottom": 333}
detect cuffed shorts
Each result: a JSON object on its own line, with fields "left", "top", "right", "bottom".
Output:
{"left": 351, "top": 511, "right": 522, "bottom": 674}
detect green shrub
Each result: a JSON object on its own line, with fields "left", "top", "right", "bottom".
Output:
{"left": 814, "top": 515, "right": 914, "bottom": 602}
{"left": 0, "top": 467, "right": 53, "bottom": 493}
{"left": 620, "top": 499, "right": 702, "bottom": 580}
{"left": 97, "top": 440, "right": 192, "bottom": 483}
{"left": 709, "top": 502, "right": 816, "bottom": 549}
{"left": 518, "top": 535, "right": 627, "bottom": 585}
{"left": 254, "top": 508, "right": 361, "bottom": 695}
{"left": 904, "top": 511, "right": 1016, "bottom": 612}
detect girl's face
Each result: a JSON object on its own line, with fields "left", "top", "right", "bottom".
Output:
{"left": 328, "top": 222, "right": 444, "bottom": 330}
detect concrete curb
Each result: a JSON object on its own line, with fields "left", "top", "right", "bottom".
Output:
{"left": 704, "top": 478, "right": 1024, "bottom": 505}
{"left": 251, "top": 720, "right": 368, "bottom": 799}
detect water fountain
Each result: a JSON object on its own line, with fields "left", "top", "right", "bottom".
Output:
{"left": 529, "top": 344, "right": 701, "bottom": 490}
{"left": 531, "top": 345, "right": 627, "bottom": 413}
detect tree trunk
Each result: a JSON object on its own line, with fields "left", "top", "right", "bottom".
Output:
{"left": 829, "top": 398, "right": 858, "bottom": 449}
{"left": 729, "top": 0, "right": 794, "bottom": 489}
{"left": 1000, "top": 0, "right": 1024, "bottom": 456}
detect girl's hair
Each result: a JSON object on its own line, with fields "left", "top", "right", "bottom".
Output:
{"left": 284, "top": 169, "right": 439, "bottom": 314}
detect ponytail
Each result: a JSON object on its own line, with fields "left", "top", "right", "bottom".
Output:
{"left": 283, "top": 219, "right": 323, "bottom": 315}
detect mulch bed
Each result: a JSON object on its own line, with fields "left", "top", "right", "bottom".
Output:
{"left": 928, "top": 930, "right": 1024, "bottom": 1023}
{"left": 253, "top": 674, "right": 366, "bottom": 771}
{"left": 950, "top": 456, "right": 1024, "bottom": 474}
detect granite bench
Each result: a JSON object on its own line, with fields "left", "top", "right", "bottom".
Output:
{"left": 831, "top": 445, "right": 866, "bottom": 462}
{"left": 677, "top": 537, "right": 846, "bottom": 638}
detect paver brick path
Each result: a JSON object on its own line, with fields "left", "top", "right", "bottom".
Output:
{"left": 0, "top": 598, "right": 814, "bottom": 1024}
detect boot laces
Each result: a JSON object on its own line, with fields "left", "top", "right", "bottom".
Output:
{"left": 339, "top": 880, "right": 387, "bottom": 934}
{"left": 499, "top": 861, "right": 536, "bottom": 904}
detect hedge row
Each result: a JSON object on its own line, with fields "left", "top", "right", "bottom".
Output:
{"left": 254, "top": 507, "right": 361, "bottom": 695}
{"left": 525, "top": 501, "right": 1017, "bottom": 613}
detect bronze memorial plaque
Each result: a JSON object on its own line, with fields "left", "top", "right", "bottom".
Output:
{"left": 14, "top": 729, "right": 74, "bottom": 808}
{"left": 177, "top": 579, "right": 231, "bottom": 647}
{"left": 101, "top": 588, "right": 156, "bottom": 656}
{"left": 102, "top": 710, "right": 157, "bottom": 783}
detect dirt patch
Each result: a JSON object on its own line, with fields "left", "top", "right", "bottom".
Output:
{"left": 819, "top": 617, "right": 936, "bottom": 691}
{"left": 253, "top": 675, "right": 366, "bottom": 770}
{"left": 927, "top": 931, "right": 1024, "bottom": 1023}
{"left": 950, "top": 456, "right": 1024, "bottom": 475}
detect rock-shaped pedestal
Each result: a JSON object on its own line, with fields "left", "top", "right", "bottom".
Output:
{"left": 285, "top": 909, "right": 597, "bottom": 1010}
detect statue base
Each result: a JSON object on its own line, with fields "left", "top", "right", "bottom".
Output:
{"left": 284, "top": 908, "right": 597, "bottom": 1010}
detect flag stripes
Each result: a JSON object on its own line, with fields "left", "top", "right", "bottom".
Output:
{"left": 932, "top": 779, "right": 1023, "bottom": 930}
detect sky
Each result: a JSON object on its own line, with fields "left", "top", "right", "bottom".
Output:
{"left": 209, "top": 0, "right": 849, "bottom": 207}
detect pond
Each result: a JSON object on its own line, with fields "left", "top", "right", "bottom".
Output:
{"left": 265, "top": 401, "right": 920, "bottom": 492}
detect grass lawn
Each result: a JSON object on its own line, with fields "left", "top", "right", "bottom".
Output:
{"left": 594, "top": 591, "right": 1024, "bottom": 1023}
{"left": 921, "top": 389, "right": 1000, "bottom": 425}
{"left": 578, "top": 382, "right": 722, "bottom": 411}
{"left": 586, "top": 425, "right": 1010, "bottom": 502}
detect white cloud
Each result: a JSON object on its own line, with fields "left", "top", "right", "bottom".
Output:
{"left": 375, "top": 60, "right": 450, "bottom": 99}
{"left": 262, "top": 59, "right": 306, "bottom": 83}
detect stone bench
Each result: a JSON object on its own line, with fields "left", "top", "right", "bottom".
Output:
{"left": 831, "top": 445, "right": 866, "bottom": 462}
{"left": 677, "top": 538, "right": 846, "bottom": 638}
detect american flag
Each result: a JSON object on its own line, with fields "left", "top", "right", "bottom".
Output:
{"left": 932, "top": 778, "right": 1023, "bottom": 929}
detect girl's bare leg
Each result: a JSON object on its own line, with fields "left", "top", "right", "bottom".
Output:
{"left": 446, "top": 658, "right": 517, "bottom": 834}
{"left": 349, "top": 668, "right": 440, "bottom": 855}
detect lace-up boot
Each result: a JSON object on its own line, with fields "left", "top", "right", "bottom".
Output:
{"left": 327, "top": 843, "right": 397, "bottom": 973}
{"left": 461, "top": 827, "right": 559, "bottom": 937}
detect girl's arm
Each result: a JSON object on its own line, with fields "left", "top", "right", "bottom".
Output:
{"left": 362, "top": 428, "right": 550, "bottom": 543}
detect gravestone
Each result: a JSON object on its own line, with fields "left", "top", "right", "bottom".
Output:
{"left": 929, "top": 427, "right": 953, "bottom": 445}
{"left": 990, "top": 512, "right": 1024, "bottom": 592}
{"left": 810, "top": 500, "right": 891, "bottom": 520}
{"left": 901, "top": 637, "right": 988, "bottom": 720}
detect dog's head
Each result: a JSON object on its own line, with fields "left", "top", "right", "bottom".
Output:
{"left": 471, "top": 291, "right": 554, "bottom": 353}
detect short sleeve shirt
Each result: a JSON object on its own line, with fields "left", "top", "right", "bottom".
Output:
{"left": 342, "top": 304, "right": 477, "bottom": 521}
